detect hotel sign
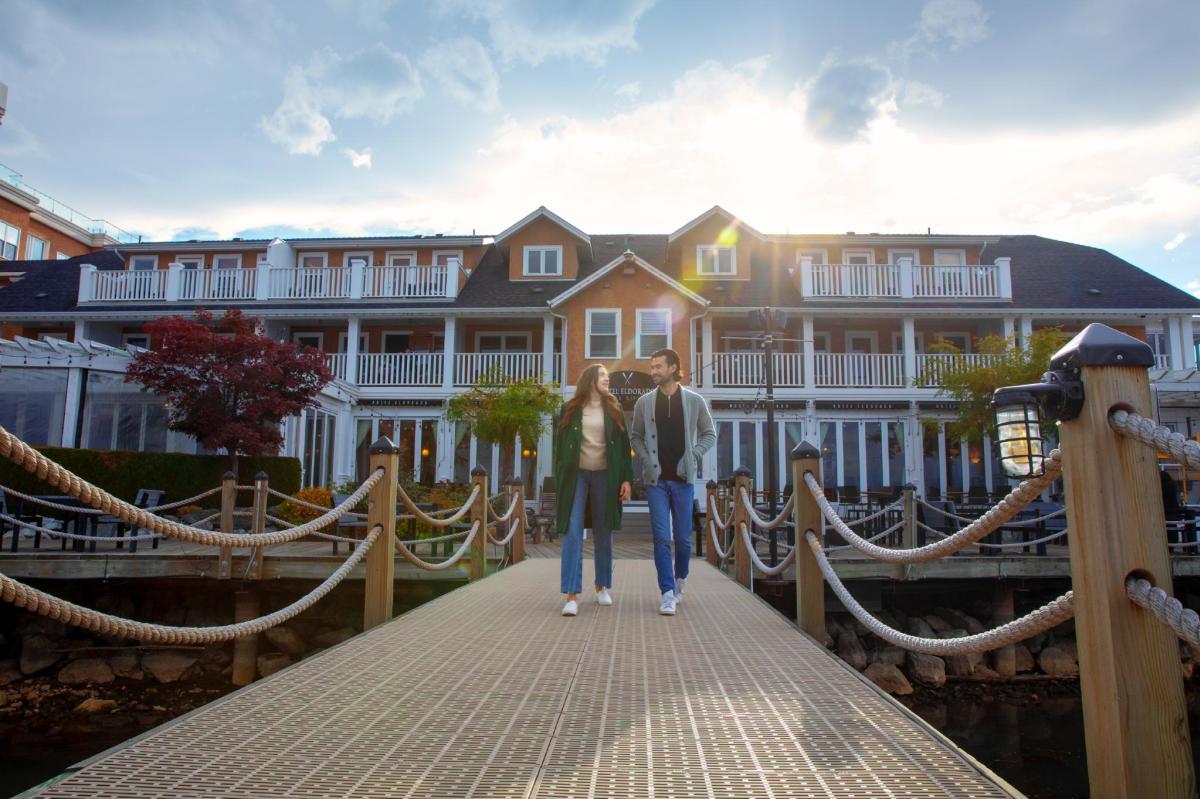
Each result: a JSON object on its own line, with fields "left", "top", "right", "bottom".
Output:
{"left": 712, "top": 400, "right": 807, "bottom": 411}
{"left": 815, "top": 400, "right": 910, "bottom": 411}
{"left": 357, "top": 398, "right": 445, "bottom": 408}
{"left": 608, "top": 371, "right": 656, "bottom": 410}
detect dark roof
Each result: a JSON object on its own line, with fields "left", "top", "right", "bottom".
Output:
{"left": 0, "top": 251, "right": 124, "bottom": 314}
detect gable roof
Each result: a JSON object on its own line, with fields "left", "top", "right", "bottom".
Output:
{"left": 548, "top": 249, "right": 708, "bottom": 308}
{"left": 668, "top": 206, "right": 765, "bottom": 243}
{"left": 0, "top": 251, "right": 124, "bottom": 314}
{"left": 495, "top": 206, "right": 590, "bottom": 244}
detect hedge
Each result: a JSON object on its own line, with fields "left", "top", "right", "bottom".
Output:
{"left": 0, "top": 447, "right": 301, "bottom": 510}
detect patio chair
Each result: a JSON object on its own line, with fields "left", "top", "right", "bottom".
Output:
{"left": 100, "top": 488, "right": 164, "bottom": 553}
{"left": 0, "top": 493, "right": 41, "bottom": 552}
{"left": 531, "top": 488, "right": 556, "bottom": 544}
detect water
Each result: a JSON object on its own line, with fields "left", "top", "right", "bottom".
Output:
{"left": 1, "top": 734, "right": 132, "bottom": 798}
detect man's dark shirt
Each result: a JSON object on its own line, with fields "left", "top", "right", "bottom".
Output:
{"left": 655, "top": 386, "right": 686, "bottom": 482}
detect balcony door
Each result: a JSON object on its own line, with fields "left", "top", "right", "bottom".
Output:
{"left": 846, "top": 332, "right": 877, "bottom": 386}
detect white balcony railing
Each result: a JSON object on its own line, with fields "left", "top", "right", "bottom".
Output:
{"left": 811, "top": 264, "right": 901, "bottom": 298}
{"left": 362, "top": 265, "right": 448, "bottom": 299}
{"left": 798, "top": 256, "right": 1012, "bottom": 300}
{"left": 179, "top": 268, "right": 257, "bottom": 301}
{"left": 712, "top": 352, "right": 804, "bottom": 387}
{"left": 91, "top": 269, "right": 167, "bottom": 302}
{"left": 915, "top": 353, "right": 1001, "bottom": 387}
{"left": 357, "top": 353, "right": 444, "bottom": 387}
{"left": 1154, "top": 354, "right": 1171, "bottom": 369}
{"left": 270, "top": 267, "right": 351, "bottom": 300}
{"left": 814, "top": 353, "right": 905, "bottom": 388}
{"left": 454, "top": 353, "right": 544, "bottom": 386}
{"left": 913, "top": 265, "right": 1000, "bottom": 298}
{"left": 324, "top": 353, "right": 347, "bottom": 381}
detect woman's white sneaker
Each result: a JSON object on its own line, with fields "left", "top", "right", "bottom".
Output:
{"left": 562, "top": 599, "right": 578, "bottom": 616}
{"left": 659, "top": 591, "right": 677, "bottom": 615}
{"left": 596, "top": 589, "right": 613, "bottom": 606}
{"left": 674, "top": 578, "right": 686, "bottom": 603}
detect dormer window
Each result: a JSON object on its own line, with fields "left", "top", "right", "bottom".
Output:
{"left": 523, "top": 245, "right": 562, "bottom": 276}
{"left": 697, "top": 245, "right": 735, "bottom": 276}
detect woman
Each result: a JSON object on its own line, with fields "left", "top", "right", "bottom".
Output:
{"left": 554, "top": 364, "right": 633, "bottom": 616}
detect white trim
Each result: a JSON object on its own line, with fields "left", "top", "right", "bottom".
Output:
{"left": 668, "top": 206, "right": 765, "bottom": 242}
{"left": 385, "top": 250, "right": 417, "bottom": 267}
{"left": 337, "top": 331, "right": 368, "bottom": 353}
{"left": 695, "top": 244, "right": 737, "bottom": 277}
{"left": 381, "top": 329, "right": 415, "bottom": 353}
{"left": 841, "top": 249, "right": 875, "bottom": 265}
{"left": 297, "top": 252, "right": 328, "bottom": 269}
{"left": 495, "top": 206, "right": 591, "bottom": 244}
{"left": 584, "top": 308, "right": 621, "bottom": 359}
{"left": 342, "top": 250, "right": 371, "bottom": 268}
{"left": 0, "top": 220, "right": 19, "bottom": 261}
{"left": 474, "top": 331, "right": 532, "bottom": 352}
{"left": 929, "top": 330, "right": 971, "bottom": 353}
{"left": 433, "top": 249, "right": 463, "bottom": 268}
{"left": 795, "top": 248, "right": 828, "bottom": 265}
{"left": 845, "top": 331, "right": 879, "bottom": 353}
{"left": 211, "top": 253, "right": 242, "bottom": 270}
{"left": 933, "top": 248, "right": 968, "bottom": 266}
{"left": 121, "top": 332, "right": 150, "bottom": 349}
{"left": 522, "top": 244, "right": 564, "bottom": 276}
{"left": 129, "top": 255, "right": 158, "bottom": 272}
{"left": 292, "top": 331, "right": 324, "bottom": 350}
{"left": 891, "top": 331, "right": 925, "bottom": 354}
{"left": 174, "top": 254, "right": 205, "bottom": 270}
{"left": 635, "top": 308, "right": 672, "bottom": 359}
{"left": 887, "top": 248, "right": 920, "bottom": 265}
{"left": 24, "top": 233, "right": 49, "bottom": 260}
{"left": 548, "top": 251, "right": 709, "bottom": 308}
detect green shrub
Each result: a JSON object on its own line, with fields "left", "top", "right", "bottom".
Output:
{"left": 0, "top": 447, "right": 301, "bottom": 509}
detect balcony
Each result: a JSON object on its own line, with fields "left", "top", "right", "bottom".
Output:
{"left": 454, "top": 353, "right": 546, "bottom": 386}
{"left": 798, "top": 257, "right": 1012, "bottom": 300}
{"left": 814, "top": 353, "right": 905, "bottom": 388}
{"left": 358, "top": 353, "right": 443, "bottom": 387}
{"left": 914, "top": 353, "right": 1001, "bottom": 387}
{"left": 79, "top": 261, "right": 457, "bottom": 304}
{"left": 707, "top": 352, "right": 994, "bottom": 389}
{"left": 712, "top": 352, "right": 804, "bottom": 387}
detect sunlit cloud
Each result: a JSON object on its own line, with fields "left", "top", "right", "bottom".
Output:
{"left": 1165, "top": 232, "right": 1189, "bottom": 251}
{"left": 421, "top": 37, "right": 500, "bottom": 111}
{"left": 616, "top": 81, "right": 641, "bottom": 100}
{"left": 343, "top": 147, "right": 373, "bottom": 168}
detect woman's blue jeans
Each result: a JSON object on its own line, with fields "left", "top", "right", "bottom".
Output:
{"left": 560, "top": 469, "right": 613, "bottom": 594}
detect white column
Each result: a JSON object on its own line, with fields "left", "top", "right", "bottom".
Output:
{"left": 902, "top": 317, "right": 917, "bottom": 388}
{"left": 1181, "top": 316, "right": 1196, "bottom": 369}
{"left": 333, "top": 407, "right": 354, "bottom": 485}
{"left": 1168, "top": 316, "right": 1186, "bottom": 369}
{"left": 442, "top": 317, "right": 456, "bottom": 389}
{"left": 905, "top": 402, "right": 923, "bottom": 494}
{"left": 72, "top": 319, "right": 91, "bottom": 343}
{"left": 60, "top": 367, "right": 84, "bottom": 447}
{"left": 802, "top": 315, "right": 815, "bottom": 391}
{"left": 255, "top": 256, "right": 270, "bottom": 300}
{"left": 350, "top": 258, "right": 365, "bottom": 300}
{"left": 804, "top": 399, "right": 819, "bottom": 446}
{"left": 77, "top": 264, "right": 96, "bottom": 303}
{"left": 1018, "top": 316, "right": 1033, "bottom": 350}
{"left": 701, "top": 316, "right": 714, "bottom": 389}
{"left": 798, "top": 255, "right": 814, "bottom": 298}
{"left": 445, "top": 258, "right": 460, "bottom": 299}
{"left": 1002, "top": 316, "right": 1016, "bottom": 343}
{"left": 344, "top": 317, "right": 360, "bottom": 384}
{"left": 899, "top": 257, "right": 914, "bottom": 299}
{"left": 995, "top": 256, "right": 1012, "bottom": 299}
{"left": 542, "top": 315, "right": 555, "bottom": 382}
{"left": 165, "top": 263, "right": 182, "bottom": 302}
{"left": 435, "top": 419, "right": 454, "bottom": 482}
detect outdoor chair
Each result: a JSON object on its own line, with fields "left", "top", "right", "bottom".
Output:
{"left": 0, "top": 493, "right": 41, "bottom": 552}
{"left": 531, "top": 489, "right": 556, "bottom": 544}
{"left": 101, "top": 489, "right": 165, "bottom": 554}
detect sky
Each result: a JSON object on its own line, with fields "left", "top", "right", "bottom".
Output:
{"left": 0, "top": 0, "right": 1198, "bottom": 298}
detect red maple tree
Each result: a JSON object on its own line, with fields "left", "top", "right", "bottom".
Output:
{"left": 125, "top": 309, "right": 332, "bottom": 473}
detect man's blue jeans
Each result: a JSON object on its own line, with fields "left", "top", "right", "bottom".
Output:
{"left": 560, "top": 470, "right": 613, "bottom": 594}
{"left": 645, "top": 480, "right": 693, "bottom": 595}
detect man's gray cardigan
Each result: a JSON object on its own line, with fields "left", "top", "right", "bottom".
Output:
{"left": 629, "top": 386, "right": 717, "bottom": 486}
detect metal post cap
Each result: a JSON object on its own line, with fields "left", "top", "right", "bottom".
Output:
{"left": 471, "top": 464, "right": 489, "bottom": 477}
{"left": 733, "top": 465, "right": 753, "bottom": 478}
{"left": 791, "top": 442, "right": 820, "bottom": 460}
{"left": 222, "top": 471, "right": 237, "bottom": 480}
{"left": 368, "top": 436, "right": 399, "bottom": 454}
{"left": 1049, "top": 322, "right": 1155, "bottom": 370}
{"left": 255, "top": 471, "right": 269, "bottom": 481}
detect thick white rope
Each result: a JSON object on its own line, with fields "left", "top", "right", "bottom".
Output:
{"left": 1110, "top": 409, "right": 1200, "bottom": 471}
{"left": 1126, "top": 577, "right": 1200, "bottom": 648}
{"left": 143, "top": 487, "right": 224, "bottom": 512}
{"left": 395, "top": 520, "right": 481, "bottom": 571}
{"left": 487, "top": 513, "right": 524, "bottom": 546}
{"left": 0, "top": 525, "right": 381, "bottom": 644}
{"left": 748, "top": 528, "right": 795, "bottom": 548}
{"left": 823, "top": 519, "right": 906, "bottom": 552}
{"left": 397, "top": 484, "right": 480, "bottom": 527}
{"left": 707, "top": 520, "right": 733, "bottom": 563}
{"left": 399, "top": 527, "right": 473, "bottom": 547}
{"left": 738, "top": 523, "right": 797, "bottom": 576}
{"left": 919, "top": 522, "right": 1071, "bottom": 550}
{"left": 0, "top": 486, "right": 107, "bottom": 514}
{"left": 805, "top": 531, "right": 1075, "bottom": 653}
{"left": 0, "top": 512, "right": 161, "bottom": 543}
{"left": 832, "top": 499, "right": 905, "bottom": 529}
{"left": 803, "top": 451, "right": 1062, "bottom": 564}
{"left": 737, "top": 488, "right": 796, "bottom": 531}
{"left": 916, "top": 499, "right": 1067, "bottom": 527}
{"left": 487, "top": 494, "right": 522, "bottom": 525}
{"left": 706, "top": 494, "right": 733, "bottom": 531}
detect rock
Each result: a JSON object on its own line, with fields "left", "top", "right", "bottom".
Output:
{"left": 1038, "top": 646, "right": 1079, "bottom": 678}
{"left": 108, "top": 651, "right": 142, "bottom": 680}
{"left": 825, "top": 618, "right": 844, "bottom": 641}
{"left": 142, "top": 651, "right": 199, "bottom": 684}
{"left": 57, "top": 658, "right": 115, "bottom": 685}
{"left": 17, "top": 616, "right": 67, "bottom": 638}
{"left": 821, "top": 632, "right": 835, "bottom": 649}
{"left": 871, "top": 646, "right": 906, "bottom": 667}
{"left": 906, "top": 652, "right": 946, "bottom": 687}
{"left": 1013, "top": 644, "right": 1036, "bottom": 674}
{"left": 1025, "top": 632, "right": 1046, "bottom": 654}
{"left": 907, "top": 617, "right": 936, "bottom": 638}
{"left": 74, "top": 698, "right": 118, "bottom": 714}
{"left": 923, "top": 615, "right": 953, "bottom": 634}
{"left": 848, "top": 617, "right": 870, "bottom": 637}
{"left": 946, "top": 653, "right": 982, "bottom": 677}
{"left": 257, "top": 653, "right": 292, "bottom": 678}
{"left": 836, "top": 632, "right": 868, "bottom": 671}
{"left": 312, "top": 627, "right": 356, "bottom": 648}
{"left": 1054, "top": 639, "right": 1078, "bottom": 661}
{"left": 935, "top": 607, "right": 985, "bottom": 635}
{"left": 1183, "top": 661, "right": 1195, "bottom": 681}
{"left": 264, "top": 627, "right": 307, "bottom": 658}
{"left": 199, "top": 646, "right": 233, "bottom": 668}
{"left": 0, "top": 658, "right": 21, "bottom": 685}
{"left": 973, "top": 664, "right": 1000, "bottom": 679}
{"left": 19, "top": 635, "right": 61, "bottom": 675}
{"left": 865, "top": 662, "right": 912, "bottom": 695}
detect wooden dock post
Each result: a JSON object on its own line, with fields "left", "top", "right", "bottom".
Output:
{"left": 469, "top": 465, "right": 489, "bottom": 581}
{"left": 901, "top": 483, "right": 917, "bottom": 549}
{"left": 731, "top": 467, "right": 752, "bottom": 588}
{"left": 992, "top": 581, "right": 1016, "bottom": 679}
{"left": 363, "top": 437, "right": 399, "bottom": 631}
{"left": 248, "top": 471, "right": 268, "bottom": 581}
{"left": 1053, "top": 324, "right": 1194, "bottom": 798}
{"left": 231, "top": 588, "right": 260, "bottom": 686}
{"left": 216, "top": 471, "right": 236, "bottom": 580}
{"left": 705, "top": 480, "right": 720, "bottom": 568}
{"left": 506, "top": 477, "right": 525, "bottom": 565}
{"left": 792, "top": 443, "right": 825, "bottom": 641}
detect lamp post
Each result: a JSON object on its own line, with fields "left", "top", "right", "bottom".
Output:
{"left": 752, "top": 306, "right": 787, "bottom": 566}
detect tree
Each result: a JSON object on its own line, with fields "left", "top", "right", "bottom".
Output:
{"left": 125, "top": 309, "right": 332, "bottom": 473}
{"left": 922, "top": 327, "right": 1069, "bottom": 441}
{"left": 446, "top": 371, "right": 562, "bottom": 481}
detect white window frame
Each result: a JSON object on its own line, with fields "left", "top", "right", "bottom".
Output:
{"left": 931, "top": 331, "right": 971, "bottom": 353}
{"left": 845, "top": 331, "right": 879, "bottom": 354}
{"left": 433, "top": 250, "right": 463, "bottom": 269}
{"left": 212, "top": 253, "right": 242, "bottom": 270}
{"left": 175, "top": 255, "right": 205, "bottom": 270}
{"left": 696, "top": 244, "right": 736, "bottom": 276}
{"left": 382, "top": 330, "right": 415, "bottom": 353}
{"left": 636, "top": 308, "right": 672, "bottom": 359}
{"left": 297, "top": 252, "right": 328, "bottom": 270}
{"left": 24, "top": 234, "right": 48, "bottom": 260}
{"left": 842, "top": 249, "right": 875, "bottom": 265}
{"left": 585, "top": 308, "right": 621, "bottom": 359}
{"left": 337, "top": 331, "right": 369, "bottom": 354}
{"left": 891, "top": 331, "right": 926, "bottom": 354}
{"left": 292, "top": 332, "right": 324, "bottom": 350}
{"left": 122, "top": 333, "right": 151, "bottom": 349}
{"left": 475, "top": 331, "right": 532, "bottom": 353}
{"left": 343, "top": 251, "right": 371, "bottom": 269}
{"left": 933, "top": 248, "right": 967, "bottom": 266}
{"left": 887, "top": 248, "right": 920, "bottom": 265}
{"left": 129, "top": 255, "right": 158, "bottom": 272}
{"left": 386, "top": 250, "right": 417, "bottom": 267}
{"left": 796, "top": 248, "right": 828, "bottom": 265}
{"left": 0, "top": 221, "right": 19, "bottom": 260}
{"left": 812, "top": 331, "right": 831, "bottom": 352}
{"left": 257, "top": 253, "right": 269, "bottom": 266}
{"left": 523, "top": 245, "right": 563, "bottom": 277}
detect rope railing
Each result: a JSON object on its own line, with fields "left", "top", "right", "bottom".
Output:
{"left": 398, "top": 527, "right": 473, "bottom": 547}
{"left": 487, "top": 494, "right": 522, "bottom": 525}
{"left": 916, "top": 499, "right": 1067, "bottom": 527}
{"left": 803, "top": 450, "right": 1062, "bottom": 564}
{"left": 706, "top": 494, "right": 733, "bottom": 531}
{"left": 736, "top": 488, "right": 795, "bottom": 531}
{"left": 142, "top": 487, "right": 224, "bottom": 513}
{"left": 823, "top": 519, "right": 906, "bottom": 552}
{"left": 738, "top": 523, "right": 796, "bottom": 576}
{"left": 1127, "top": 577, "right": 1200, "bottom": 648}
{"left": 395, "top": 520, "right": 481, "bottom": 571}
{"left": 707, "top": 519, "right": 733, "bottom": 563}
{"left": 916, "top": 521, "right": 1071, "bottom": 550}
{"left": 398, "top": 484, "right": 481, "bottom": 528}
{"left": 805, "top": 531, "right": 1075, "bottom": 653}
{"left": 0, "top": 512, "right": 162, "bottom": 543}
{"left": 828, "top": 499, "right": 905, "bottom": 529}
{"left": 487, "top": 512, "right": 524, "bottom": 547}
{"left": 1110, "top": 409, "right": 1200, "bottom": 471}
{"left": 0, "top": 525, "right": 382, "bottom": 644}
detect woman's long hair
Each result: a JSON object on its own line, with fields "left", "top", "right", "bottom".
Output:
{"left": 560, "top": 364, "right": 625, "bottom": 430}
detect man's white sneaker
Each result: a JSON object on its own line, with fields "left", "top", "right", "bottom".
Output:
{"left": 659, "top": 591, "right": 677, "bottom": 616}
{"left": 562, "top": 599, "right": 578, "bottom": 616}
{"left": 596, "top": 588, "right": 613, "bottom": 606}
{"left": 674, "top": 578, "right": 686, "bottom": 603}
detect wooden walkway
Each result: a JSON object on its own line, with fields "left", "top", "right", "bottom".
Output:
{"left": 34, "top": 559, "right": 1016, "bottom": 798}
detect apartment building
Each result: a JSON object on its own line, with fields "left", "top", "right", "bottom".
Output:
{"left": 1, "top": 202, "right": 1198, "bottom": 501}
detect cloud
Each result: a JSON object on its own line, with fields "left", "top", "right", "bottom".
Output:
{"left": 1165, "top": 232, "right": 1189, "bottom": 250}
{"left": 901, "top": 80, "right": 944, "bottom": 109}
{"left": 804, "top": 58, "right": 894, "bottom": 141}
{"left": 259, "top": 66, "right": 336, "bottom": 155}
{"left": 437, "top": 0, "right": 656, "bottom": 65}
{"left": 421, "top": 37, "right": 500, "bottom": 111}
{"left": 616, "top": 81, "right": 641, "bottom": 100}
{"left": 1187, "top": 280, "right": 1200, "bottom": 299}
{"left": 170, "top": 226, "right": 221, "bottom": 241}
{"left": 892, "top": 0, "right": 989, "bottom": 61}
{"left": 343, "top": 147, "right": 373, "bottom": 168}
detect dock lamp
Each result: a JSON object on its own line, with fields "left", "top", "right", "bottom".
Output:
{"left": 992, "top": 362, "right": 1084, "bottom": 478}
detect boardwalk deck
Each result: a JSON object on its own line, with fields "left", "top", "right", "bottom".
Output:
{"left": 34, "top": 559, "right": 1016, "bottom": 798}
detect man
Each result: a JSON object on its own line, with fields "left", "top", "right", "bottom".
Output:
{"left": 630, "top": 348, "right": 716, "bottom": 615}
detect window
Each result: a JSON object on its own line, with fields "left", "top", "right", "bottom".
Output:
{"left": 796, "top": 249, "right": 827, "bottom": 264}
{"left": 697, "top": 245, "right": 735, "bottom": 276}
{"left": 56, "top": 252, "right": 70, "bottom": 260}
{"left": 843, "top": 249, "right": 874, "bottom": 265}
{"left": 383, "top": 331, "right": 412, "bottom": 353}
{"left": 934, "top": 249, "right": 966, "bottom": 266}
{"left": 523, "top": 245, "right": 562, "bottom": 276}
{"left": 175, "top": 255, "right": 204, "bottom": 270}
{"left": 812, "top": 332, "right": 831, "bottom": 352}
{"left": 25, "top": 235, "right": 48, "bottom": 260}
{"left": 434, "top": 250, "right": 462, "bottom": 269}
{"left": 476, "top": 333, "right": 531, "bottom": 352}
{"left": 213, "top": 254, "right": 241, "bottom": 270}
{"left": 129, "top": 255, "right": 157, "bottom": 271}
{"left": 387, "top": 251, "right": 416, "bottom": 267}
{"left": 636, "top": 309, "right": 671, "bottom": 358}
{"left": 888, "top": 249, "right": 919, "bottom": 265}
{"left": 337, "top": 332, "right": 368, "bottom": 354}
{"left": 299, "top": 253, "right": 327, "bottom": 269}
{"left": 292, "top": 332, "right": 323, "bottom": 351}
{"left": 931, "top": 332, "right": 970, "bottom": 353}
{"left": 0, "top": 221, "right": 18, "bottom": 260}
{"left": 586, "top": 309, "right": 620, "bottom": 358}
{"left": 122, "top": 333, "right": 150, "bottom": 349}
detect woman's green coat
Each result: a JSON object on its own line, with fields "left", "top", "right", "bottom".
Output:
{"left": 553, "top": 407, "right": 634, "bottom": 537}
